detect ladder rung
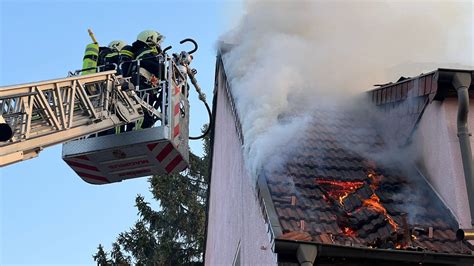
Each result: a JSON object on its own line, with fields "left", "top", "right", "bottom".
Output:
{"left": 2, "top": 112, "right": 25, "bottom": 118}
{"left": 0, "top": 91, "right": 37, "bottom": 100}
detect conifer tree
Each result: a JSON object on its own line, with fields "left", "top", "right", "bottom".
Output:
{"left": 94, "top": 126, "right": 210, "bottom": 265}
{"left": 92, "top": 244, "right": 110, "bottom": 265}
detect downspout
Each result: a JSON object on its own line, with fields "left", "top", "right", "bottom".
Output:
{"left": 452, "top": 72, "right": 474, "bottom": 226}
{"left": 296, "top": 244, "right": 317, "bottom": 266}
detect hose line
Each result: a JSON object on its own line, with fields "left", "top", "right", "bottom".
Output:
{"left": 187, "top": 67, "right": 212, "bottom": 140}
{"left": 189, "top": 99, "right": 211, "bottom": 140}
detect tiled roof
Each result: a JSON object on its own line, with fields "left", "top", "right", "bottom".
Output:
{"left": 266, "top": 108, "right": 473, "bottom": 255}
{"left": 367, "top": 69, "right": 474, "bottom": 143}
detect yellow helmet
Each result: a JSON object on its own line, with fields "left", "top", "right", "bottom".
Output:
{"left": 108, "top": 40, "right": 127, "bottom": 51}
{"left": 137, "top": 30, "right": 164, "bottom": 47}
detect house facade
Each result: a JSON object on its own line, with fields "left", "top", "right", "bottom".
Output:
{"left": 369, "top": 70, "right": 474, "bottom": 228}
{"left": 204, "top": 57, "right": 277, "bottom": 265}
{"left": 205, "top": 55, "right": 474, "bottom": 265}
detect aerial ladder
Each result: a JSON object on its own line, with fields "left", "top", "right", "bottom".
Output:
{"left": 0, "top": 38, "right": 209, "bottom": 185}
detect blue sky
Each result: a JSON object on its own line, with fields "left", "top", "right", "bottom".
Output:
{"left": 0, "top": 0, "right": 242, "bottom": 264}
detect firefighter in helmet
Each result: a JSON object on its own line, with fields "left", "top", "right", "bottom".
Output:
{"left": 130, "top": 30, "right": 165, "bottom": 129}
{"left": 94, "top": 40, "right": 136, "bottom": 135}
{"left": 98, "top": 40, "right": 135, "bottom": 75}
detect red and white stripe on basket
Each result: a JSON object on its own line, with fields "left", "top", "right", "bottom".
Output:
{"left": 147, "top": 141, "right": 187, "bottom": 174}
{"left": 172, "top": 86, "right": 181, "bottom": 146}
{"left": 64, "top": 155, "right": 110, "bottom": 184}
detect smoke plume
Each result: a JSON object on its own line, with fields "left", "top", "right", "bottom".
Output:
{"left": 220, "top": 0, "right": 473, "bottom": 178}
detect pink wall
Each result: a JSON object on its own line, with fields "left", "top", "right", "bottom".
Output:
{"left": 205, "top": 67, "right": 277, "bottom": 265}
{"left": 414, "top": 98, "right": 472, "bottom": 227}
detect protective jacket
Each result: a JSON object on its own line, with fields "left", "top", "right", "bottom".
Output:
{"left": 130, "top": 40, "right": 165, "bottom": 129}
{"left": 98, "top": 45, "right": 134, "bottom": 74}
{"left": 131, "top": 40, "right": 163, "bottom": 78}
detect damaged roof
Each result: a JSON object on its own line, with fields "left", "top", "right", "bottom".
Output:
{"left": 206, "top": 55, "right": 474, "bottom": 264}
{"left": 266, "top": 108, "right": 473, "bottom": 254}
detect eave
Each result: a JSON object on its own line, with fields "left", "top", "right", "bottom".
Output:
{"left": 275, "top": 238, "right": 474, "bottom": 265}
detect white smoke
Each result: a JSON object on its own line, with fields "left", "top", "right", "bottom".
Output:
{"left": 221, "top": 0, "right": 473, "bottom": 178}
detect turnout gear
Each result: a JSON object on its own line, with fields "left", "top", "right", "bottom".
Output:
{"left": 98, "top": 41, "right": 135, "bottom": 74}
{"left": 96, "top": 40, "right": 135, "bottom": 136}
{"left": 131, "top": 38, "right": 164, "bottom": 79}
{"left": 130, "top": 30, "right": 166, "bottom": 129}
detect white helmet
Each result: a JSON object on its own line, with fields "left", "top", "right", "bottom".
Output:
{"left": 108, "top": 40, "right": 127, "bottom": 51}
{"left": 137, "top": 30, "right": 164, "bottom": 47}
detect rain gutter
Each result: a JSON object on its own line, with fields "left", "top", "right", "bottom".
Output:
{"left": 275, "top": 238, "right": 474, "bottom": 265}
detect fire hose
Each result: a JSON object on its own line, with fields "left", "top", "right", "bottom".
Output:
{"left": 177, "top": 38, "right": 211, "bottom": 140}
{"left": 187, "top": 66, "right": 211, "bottom": 140}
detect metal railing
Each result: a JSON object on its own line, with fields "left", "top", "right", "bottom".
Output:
{"left": 0, "top": 71, "right": 143, "bottom": 166}
{"left": 0, "top": 45, "right": 193, "bottom": 166}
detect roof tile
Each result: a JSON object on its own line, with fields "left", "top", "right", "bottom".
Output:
{"left": 270, "top": 108, "right": 473, "bottom": 254}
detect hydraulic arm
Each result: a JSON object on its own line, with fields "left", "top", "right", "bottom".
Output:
{"left": 0, "top": 37, "right": 209, "bottom": 185}
{"left": 0, "top": 71, "right": 143, "bottom": 166}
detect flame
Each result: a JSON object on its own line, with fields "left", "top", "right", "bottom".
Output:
{"left": 367, "top": 169, "right": 382, "bottom": 190}
{"left": 316, "top": 170, "right": 400, "bottom": 241}
{"left": 411, "top": 234, "right": 417, "bottom": 240}
{"left": 314, "top": 180, "right": 364, "bottom": 205}
{"left": 367, "top": 170, "right": 376, "bottom": 180}
{"left": 343, "top": 227, "right": 357, "bottom": 237}
{"left": 363, "top": 194, "right": 398, "bottom": 230}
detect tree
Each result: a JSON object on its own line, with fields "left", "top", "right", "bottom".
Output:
{"left": 110, "top": 243, "right": 131, "bottom": 265}
{"left": 94, "top": 126, "right": 210, "bottom": 265}
{"left": 92, "top": 244, "right": 110, "bottom": 265}
{"left": 93, "top": 243, "right": 131, "bottom": 266}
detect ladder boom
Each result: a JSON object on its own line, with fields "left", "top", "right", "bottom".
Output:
{"left": 0, "top": 71, "right": 143, "bottom": 166}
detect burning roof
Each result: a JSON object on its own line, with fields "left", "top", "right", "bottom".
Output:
{"left": 206, "top": 55, "right": 474, "bottom": 264}
{"left": 265, "top": 108, "right": 473, "bottom": 254}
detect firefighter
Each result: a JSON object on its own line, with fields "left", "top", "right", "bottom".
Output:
{"left": 95, "top": 41, "right": 135, "bottom": 135}
{"left": 130, "top": 30, "right": 165, "bottom": 129}
{"left": 98, "top": 40, "right": 135, "bottom": 75}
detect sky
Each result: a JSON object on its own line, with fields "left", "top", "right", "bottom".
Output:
{"left": 0, "top": 0, "right": 242, "bottom": 264}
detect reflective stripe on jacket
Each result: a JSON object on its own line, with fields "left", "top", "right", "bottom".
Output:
{"left": 131, "top": 41, "right": 162, "bottom": 77}
{"left": 82, "top": 43, "right": 99, "bottom": 75}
